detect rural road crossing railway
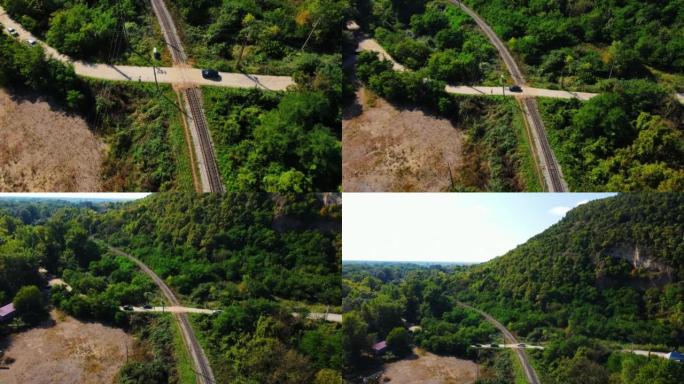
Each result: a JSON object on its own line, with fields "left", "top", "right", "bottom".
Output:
{"left": 2, "top": 4, "right": 297, "bottom": 193}
{"left": 451, "top": 0, "right": 568, "bottom": 192}
{"left": 457, "top": 302, "right": 541, "bottom": 384}
{"left": 106, "top": 244, "right": 216, "bottom": 384}
{"left": 149, "top": 0, "right": 224, "bottom": 194}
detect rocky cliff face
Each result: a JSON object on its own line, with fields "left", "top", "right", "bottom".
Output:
{"left": 601, "top": 243, "right": 674, "bottom": 288}
{"left": 607, "top": 243, "right": 672, "bottom": 274}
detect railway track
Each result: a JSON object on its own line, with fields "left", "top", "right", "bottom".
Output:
{"left": 458, "top": 302, "right": 541, "bottom": 384}
{"left": 522, "top": 98, "right": 565, "bottom": 192}
{"left": 185, "top": 88, "right": 224, "bottom": 192}
{"left": 150, "top": 0, "right": 224, "bottom": 193}
{"left": 452, "top": 0, "right": 568, "bottom": 192}
{"left": 106, "top": 244, "right": 216, "bottom": 384}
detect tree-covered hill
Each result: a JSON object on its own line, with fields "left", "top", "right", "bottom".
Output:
{"left": 95, "top": 193, "right": 341, "bottom": 305}
{"left": 457, "top": 193, "right": 684, "bottom": 383}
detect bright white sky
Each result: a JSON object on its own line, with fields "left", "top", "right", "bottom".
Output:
{"left": 0, "top": 193, "right": 151, "bottom": 201}
{"left": 343, "top": 193, "right": 616, "bottom": 263}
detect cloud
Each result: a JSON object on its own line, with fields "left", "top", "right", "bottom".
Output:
{"left": 549, "top": 206, "right": 571, "bottom": 216}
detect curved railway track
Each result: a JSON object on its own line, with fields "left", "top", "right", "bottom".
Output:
{"left": 151, "top": 0, "right": 224, "bottom": 193}
{"left": 106, "top": 244, "right": 216, "bottom": 384}
{"left": 452, "top": 0, "right": 568, "bottom": 192}
{"left": 458, "top": 302, "right": 540, "bottom": 384}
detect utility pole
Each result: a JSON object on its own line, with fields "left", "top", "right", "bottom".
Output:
{"left": 500, "top": 74, "right": 505, "bottom": 96}
{"left": 301, "top": 16, "right": 322, "bottom": 51}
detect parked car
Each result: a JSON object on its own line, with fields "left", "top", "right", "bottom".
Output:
{"left": 517, "top": 343, "right": 526, "bottom": 347}
{"left": 509, "top": 85, "right": 523, "bottom": 92}
{"left": 26, "top": 38, "right": 37, "bottom": 46}
{"left": 122, "top": 305, "right": 133, "bottom": 311}
{"left": 201, "top": 69, "right": 220, "bottom": 80}
{"left": 143, "top": 304, "right": 153, "bottom": 310}
{"left": 7, "top": 27, "right": 18, "bottom": 37}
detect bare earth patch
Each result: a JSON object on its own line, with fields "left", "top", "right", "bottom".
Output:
{"left": 0, "top": 310, "right": 132, "bottom": 384}
{"left": 0, "top": 88, "right": 104, "bottom": 191}
{"left": 381, "top": 348, "right": 479, "bottom": 384}
{"left": 343, "top": 88, "right": 463, "bottom": 191}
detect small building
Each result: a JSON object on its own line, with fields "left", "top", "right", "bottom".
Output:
{"left": 0, "top": 303, "right": 16, "bottom": 323}
{"left": 667, "top": 351, "right": 684, "bottom": 362}
{"left": 372, "top": 340, "right": 387, "bottom": 355}
{"left": 408, "top": 325, "right": 422, "bottom": 333}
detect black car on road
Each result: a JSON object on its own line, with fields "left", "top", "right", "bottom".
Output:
{"left": 509, "top": 85, "right": 523, "bottom": 92}
{"left": 201, "top": 69, "right": 220, "bottom": 80}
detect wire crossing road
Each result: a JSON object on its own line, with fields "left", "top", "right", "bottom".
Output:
{"left": 106, "top": 244, "right": 216, "bottom": 384}
{"left": 451, "top": 0, "right": 568, "bottom": 192}
{"left": 457, "top": 302, "right": 541, "bottom": 384}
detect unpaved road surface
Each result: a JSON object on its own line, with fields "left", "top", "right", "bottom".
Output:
{"left": 121, "top": 305, "right": 219, "bottom": 314}
{"left": 72, "top": 63, "right": 293, "bottom": 90}
{"left": 0, "top": 311, "right": 132, "bottom": 384}
{"left": 343, "top": 88, "right": 463, "bottom": 191}
{"left": 380, "top": 348, "right": 478, "bottom": 384}
{"left": 0, "top": 88, "right": 104, "bottom": 192}
{"left": 356, "top": 37, "right": 596, "bottom": 101}
{"left": 445, "top": 85, "right": 596, "bottom": 100}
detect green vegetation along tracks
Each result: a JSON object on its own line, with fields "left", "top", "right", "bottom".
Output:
{"left": 106, "top": 244, "right": 216, "bottom": 384}
{"left": 457, "top": 302, "right": 540, "bottom": 384}
{"left": 150, "top": 0, "right": 224, "bottom": 193}
{"left": 451, "top": 0, "right": 568, "bottom": 192}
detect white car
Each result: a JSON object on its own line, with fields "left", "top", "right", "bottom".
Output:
{"left": 7, "top": 27, "right": 18, "bottom": 37}
{"left": 27, "top": 38, "right": 36, "bottom": 46}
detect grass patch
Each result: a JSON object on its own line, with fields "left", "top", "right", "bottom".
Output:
{"left": 509, "top": 349, "right": 528, "bottom": 384}
{"left": 511, "top": 99, "right": 543, "bottom": 191}
{"left": 170, "top": 315, "right": 196, "bottom": 384}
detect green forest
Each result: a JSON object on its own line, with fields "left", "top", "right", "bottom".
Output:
{"left": 462, "top": 0, "right": 684, "bottom": 90}
{"left": 0, "top": 194, "right": 342, "bottom": 383}
{"left": 170, "top": 0, "right": 346, "bottom": 75}
{"left": 458, "top": 0, "right": 684, "bottom": 191}
{"left": 343, "top": 194, "right": 684, "bottom": 383}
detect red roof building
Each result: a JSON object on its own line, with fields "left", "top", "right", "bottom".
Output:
{"left": 372, "top": 340, "right": 387, "bottom": 354}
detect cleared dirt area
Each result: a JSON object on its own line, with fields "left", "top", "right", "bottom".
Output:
{"left": 0, "top": 310, "right": 132, "bottom": 384}
{"left": 380, "top": 348, "right": 479, "bottom": 384}
{"left": 0, "top": 88, "right": 104, "bottom": 191}
{"left": 343, "top": 88, "right": 463, "bottom": 191}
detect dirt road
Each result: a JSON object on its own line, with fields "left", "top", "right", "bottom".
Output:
{"left": 356, "top": 37, "right": 597, "bottom": 101}
{"left": 0, "top": 6, "right": 292, "bottom": 92}
{"left": 120, "top": 306, "right": 219, "bottom": 314}
{"left": 106, "top": 244, "right": 215, "bottom": 384}
{"left": 457, "top": 302, "right": 540, "bottom": 384}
